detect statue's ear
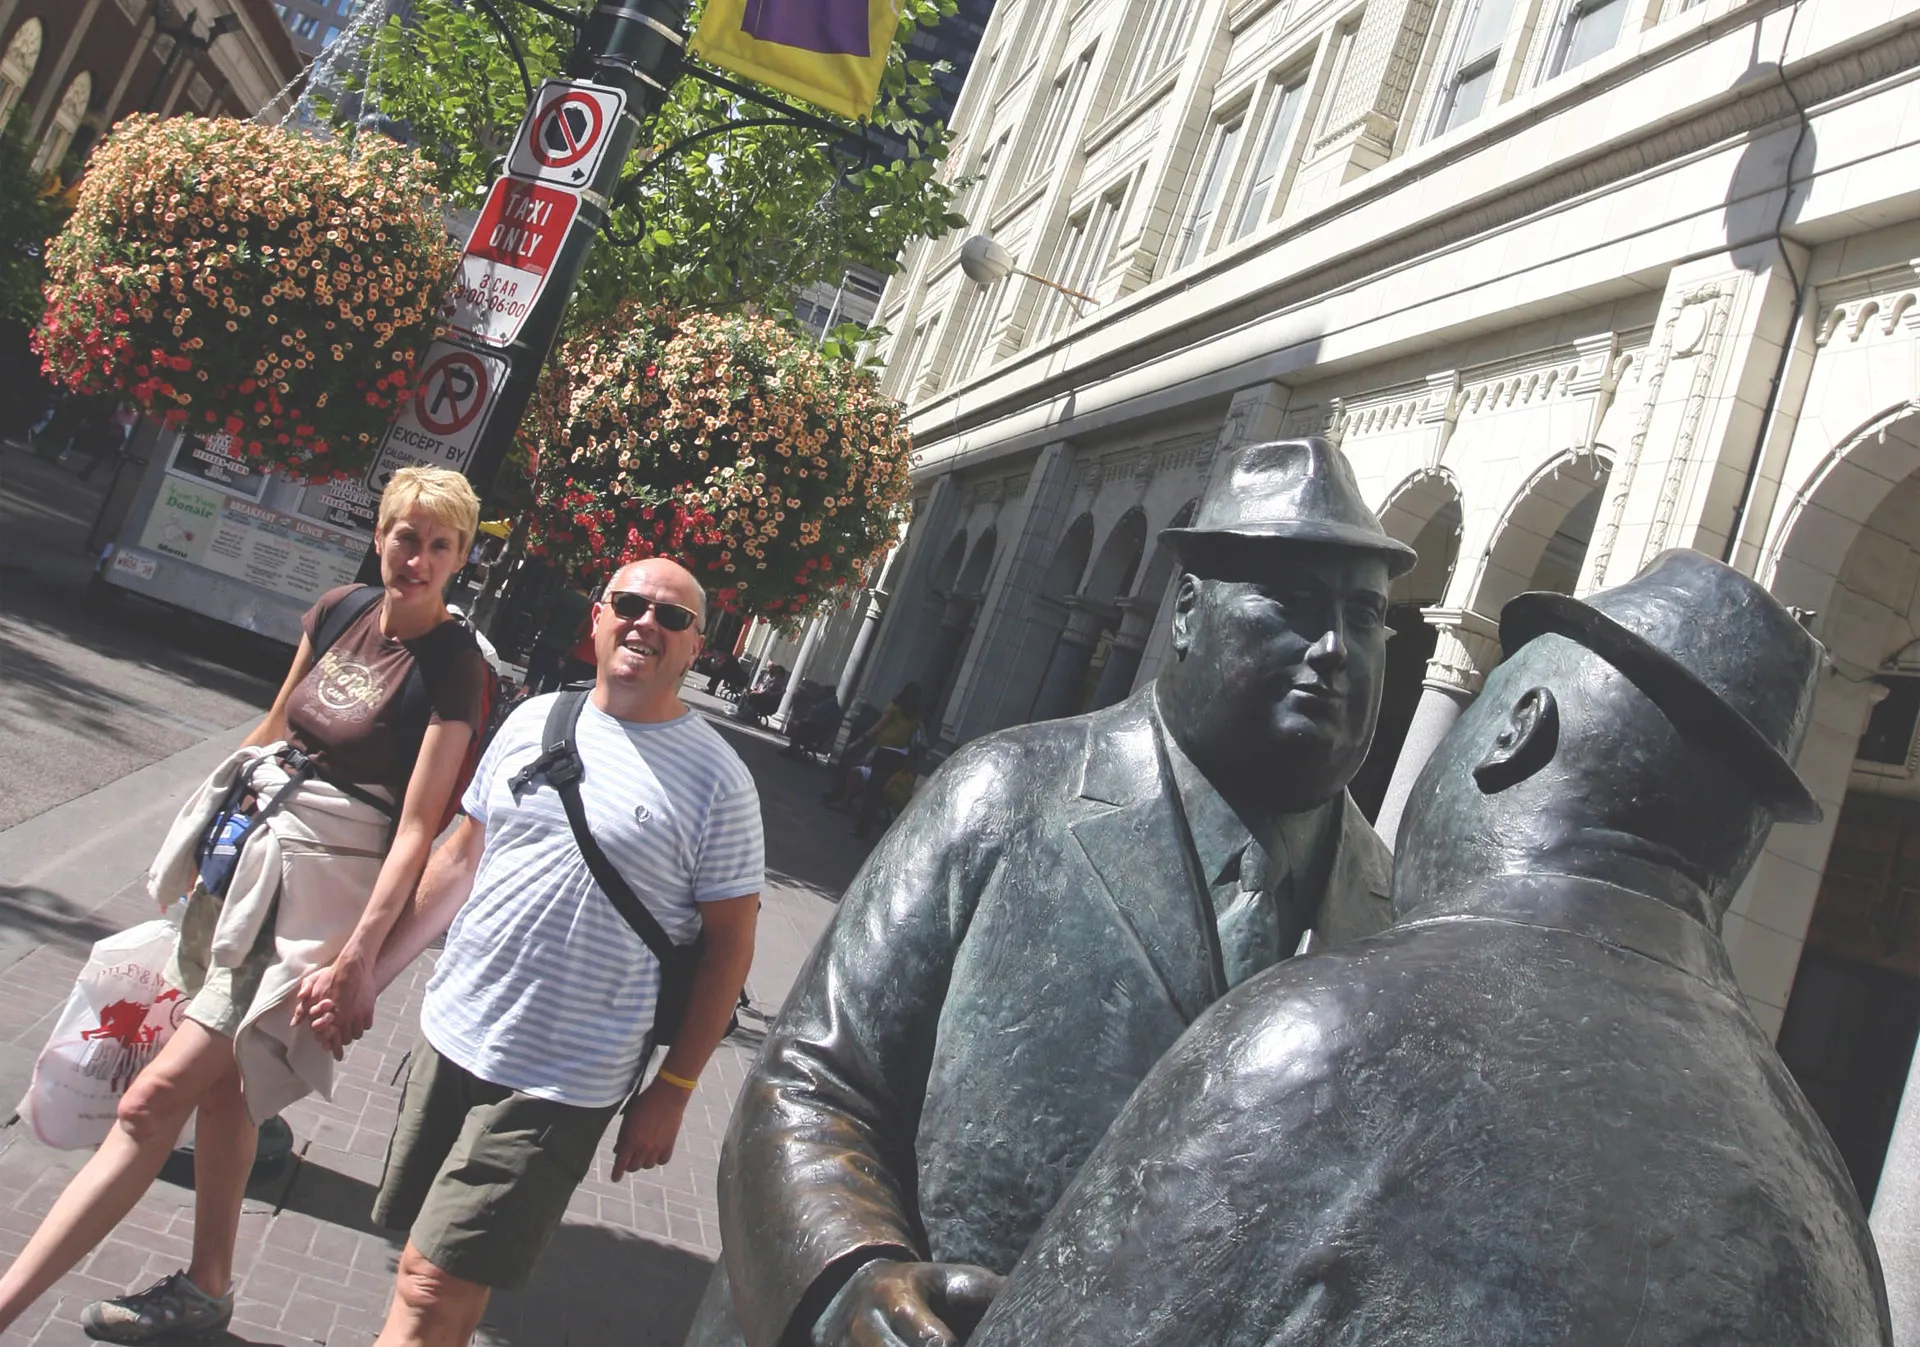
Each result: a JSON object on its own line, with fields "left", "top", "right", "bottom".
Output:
{"left": 1473, "top": 686, "right": 1558, "bottom": 793}
{"left": 1169, "top": 574, "right": 1201, "bottom": 659}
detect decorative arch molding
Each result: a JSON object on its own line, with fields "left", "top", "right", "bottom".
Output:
{"left": 1465, "top": 447, "right": 1614, "bottom": 617}
{"left": 0, "top": 19, "right": 44, "bottom": 130}
{"left": 927, "top": 529, "right": 970, "bottom": 596}
{"left": 1763, "top": 399, "right": 1920, "bottom": 669}
{"left": 1377, "top": 467, "right": 1464, "bottom": 605}
{"left": 33, "top": 68, "right": 90, "bottom": 173}
{"left": 1041, "top": 513, "right": 1096, "bottom": 600}
{"left": 1083, "top": 506, "right": 1147, "bottom": 601}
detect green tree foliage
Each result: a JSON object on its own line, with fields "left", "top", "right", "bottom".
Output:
{"left": 349, "top": 0, "right": 966, "bottom": 320}
{"left": 0, "top": 126, "right": 70, "bottom": 331}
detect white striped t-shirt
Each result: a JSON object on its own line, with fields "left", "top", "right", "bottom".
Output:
{"left": 420, "top": 693, "right": 764, "bottom": 1107}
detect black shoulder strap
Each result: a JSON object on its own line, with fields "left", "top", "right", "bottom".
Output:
{"left": 518, "top": 690, "right": 679, "bottom": 965}
{"left": 313, "top": 584, "right": 382, "bottom": 659}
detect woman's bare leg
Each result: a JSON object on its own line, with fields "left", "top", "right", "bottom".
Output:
{"left": 0, "top": 1021, "right": 236, "bottom": 1331}
{"left": 184, "top": 1057, "right": 257, "bottom": 1298}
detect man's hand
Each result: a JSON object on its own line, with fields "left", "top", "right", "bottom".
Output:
{"left": 292, "top": 953, "right": 375, "bottom": 1060}
{"left": 814, "top": 1259, "right": 1004, "bottom": 1347}
{"left": 611, "top": 1079, "right": 691, "bottom": 1179}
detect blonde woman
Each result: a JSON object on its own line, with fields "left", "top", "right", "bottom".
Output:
{"left": 0, "top": 467, "right": 491, "bottom": 1343}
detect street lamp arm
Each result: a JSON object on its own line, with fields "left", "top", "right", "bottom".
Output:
{"left": 1013, "top": 268, "right": 1097, "bottom": 306}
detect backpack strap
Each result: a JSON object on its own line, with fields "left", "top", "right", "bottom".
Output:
{"left": 509, "top": 691, "right": 680, "bottom": 968}
{"left": 312, "top": 584, "right": 383, "bottom": 659}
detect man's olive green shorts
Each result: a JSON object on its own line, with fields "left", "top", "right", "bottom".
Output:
{"left": 371, "top": 1034, "right": 622, "bottom": 1289}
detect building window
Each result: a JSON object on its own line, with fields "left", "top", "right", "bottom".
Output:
{"left": 1027, "top": 49, "right": 1094, "bottom": 185}
{"left": 1230, "top": 76, "right": 1305, "bottom": 241}
{"left": 953, "top": 130, "right": 1008, "bottom": 228}
{"left": 1125, "top": 0, "right": 1202, "bottom": 97}
{"left": 947, "top": 282, "right": 1002, "bottom": 385}
{"left": 0, "top": 18, "right": 44, "bottom": 133}
{"left": 1431, "top": 0, "right": 1519, "bottom": 137}
{"left": 1172, "top": 112, "right": 1245, "bottom": 271}
{"left": 33, "top": 70, "right": 91, "bottom": 174}
{"left": 1036, "top": 187, "right": 1124, "bottom": 341}
{"left": 1547, "top": 0, "right": 1629, "bottom": 78}
{"left": 112, "top": 0, "right": 145, "bottom": 25}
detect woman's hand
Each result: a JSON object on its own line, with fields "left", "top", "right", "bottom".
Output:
{"left": 294, "top": 952, "right": 376, "bottom": 1059}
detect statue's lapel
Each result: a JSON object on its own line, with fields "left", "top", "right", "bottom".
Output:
{"left": 1068, "top": 694, "right": 1219, "bottom": 1024}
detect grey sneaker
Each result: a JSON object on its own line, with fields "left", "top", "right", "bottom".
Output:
{"left": 80, "top": 1271, "right": 233, "bottom": 1342}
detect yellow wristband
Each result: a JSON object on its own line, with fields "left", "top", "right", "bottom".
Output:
{"left": 656, "top": 1069, "right": 698, "bottom": 1091}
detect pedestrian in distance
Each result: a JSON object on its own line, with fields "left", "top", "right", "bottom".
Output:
{"left": 303, "top": 556, "right": 764, "bottom": 1347}
{"left": 820, "top": 681, "right": 923, "bottom": 811}
{"left": 0, "top": 466, "right": 491, "bottom": 1344}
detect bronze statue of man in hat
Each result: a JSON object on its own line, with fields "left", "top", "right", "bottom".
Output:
{"left": 684, "top": 439, "right": 1417, "bottom": 1347}
{"left": 968, "top": 549, "right": 1893, "bottom": 1347}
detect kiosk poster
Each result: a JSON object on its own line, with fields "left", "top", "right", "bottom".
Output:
{"left": 140, "top": 481, "right": 364, "bottom": 603}
{"left": 167, "top": 433, "right": 267, "bottom": 500}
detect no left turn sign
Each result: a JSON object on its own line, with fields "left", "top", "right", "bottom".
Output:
{"left": 508, "top": 80, "right": 626, "bottom": 187}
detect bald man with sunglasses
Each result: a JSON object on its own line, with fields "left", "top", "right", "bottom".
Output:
{"left": 331, "top": 558, "right": 764, "bottom": 1347}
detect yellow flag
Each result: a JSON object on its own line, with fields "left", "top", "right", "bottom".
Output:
{"left": 690, "top": 0, "right": 902, "bottom": 121}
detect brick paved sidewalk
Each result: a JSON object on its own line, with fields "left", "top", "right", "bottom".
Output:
{"left": 0, "top": 684, "right": 866, "bottom": 1346}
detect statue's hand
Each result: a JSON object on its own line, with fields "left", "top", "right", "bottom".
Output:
{"left": 813, "top": 1259, "right": 1005, "bottom": 1347}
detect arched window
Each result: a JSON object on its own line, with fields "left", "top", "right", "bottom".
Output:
{"left": 33, "top": 69, "right": 90, "bottom": 174}
{"left": 0, "top": 19, "right": 44, "bottom": 132}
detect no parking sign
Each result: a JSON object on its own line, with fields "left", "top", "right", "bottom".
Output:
{"left": 365, "top": 342, "right": 511, "bottom": 493}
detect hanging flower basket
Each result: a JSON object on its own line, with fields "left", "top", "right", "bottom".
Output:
{"left": 33, "top": 115, "right": 458, "bottom": 480}
{"left": 523, "top": 305, "right": 914, "bottom": 619}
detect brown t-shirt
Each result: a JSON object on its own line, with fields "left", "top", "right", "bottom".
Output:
{"left": 287, "top": 585, "right": 489, "bottom": 801}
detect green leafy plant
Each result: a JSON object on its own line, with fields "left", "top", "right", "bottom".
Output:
{"left": 523, "top": 304, "right": 912, "bottom": 618}
{"left": 33, "top": 115, "right": 458, "bottom": 479}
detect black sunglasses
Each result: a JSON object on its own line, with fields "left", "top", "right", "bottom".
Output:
{"left": 605, "top": 591, "right": 700, "bottom": 632}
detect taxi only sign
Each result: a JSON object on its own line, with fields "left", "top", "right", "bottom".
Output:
{"left": 443, "top": 176, "right": 581, "bottom": 348}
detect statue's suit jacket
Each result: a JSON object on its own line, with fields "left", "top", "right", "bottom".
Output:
{"left": 692, "top": 688, "right": 1393, "bottom": 1347}
{"left": 970, "top": 872, "right": 1894, "bottom": 1347}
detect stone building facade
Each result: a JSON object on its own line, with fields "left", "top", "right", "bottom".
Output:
{"left": 0, "top": 0, "right": 300, "bottom": 176}
{"left": 762, "top": 0, "right": 1920, "bottom": 1323}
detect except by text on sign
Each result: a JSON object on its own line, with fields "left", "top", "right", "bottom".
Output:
{"left": 366, "top": 342, "right": 511, "bottom": 491}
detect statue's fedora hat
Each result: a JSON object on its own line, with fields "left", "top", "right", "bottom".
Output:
{"left": 1161, "top": 438, "right": 1418, "bottom": 577}
{"left": 1501, "top": 548, "right": 1823, "bottom": 823}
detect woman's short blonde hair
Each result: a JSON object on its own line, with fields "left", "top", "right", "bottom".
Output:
{"left": 376, "top": 466, "right": 482, "bottom": 557}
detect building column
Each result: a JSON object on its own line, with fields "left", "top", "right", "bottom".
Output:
{"left": 1371, "top": 607, "right": 1501, "bottom": 850}
{"left": 1029, "top": 597, "right": 1117, "bottom": 723}
{"left": 1088, "top": 595, "right": 1158, "bottom": 711}
{"left": 846, "top": 474, "right": 962, "bottom": 720}
{"left": 771, "top": 618, "right": 827, "bottom": 728}
{"left": 1875, "top": 1067, "right": 1920, "bottom": 1347}
{"left": 941, "top": 442, "right": 1078, "bottom": 744}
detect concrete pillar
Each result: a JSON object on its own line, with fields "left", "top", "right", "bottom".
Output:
{"left": 942, "top": 442, "right": 1078, "bottom": 744}
{"left": 1030, "top": 598, "right": 1116, "bottom": 723}
{"left": 848, "top": 475, "right": 962, "bottom": 719}
{"left": 1372, "top": 607, "right": 1501, "bottom": 851}
{"left": 836, "top": 591, "right": 885, "bottom": 706}
{"left": 771, "top": 618, "right": 827, "bottom": 728}
{"left": 1089, "top": 595, "right": 1158, "bottom": 710}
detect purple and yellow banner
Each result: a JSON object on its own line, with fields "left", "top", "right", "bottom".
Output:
{"left": 690, "top": 0, "right": 902, "bottom": 121}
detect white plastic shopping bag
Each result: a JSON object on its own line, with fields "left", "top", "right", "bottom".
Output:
{"left": 16, "top": 918, "right": 187, "bottom": 1149}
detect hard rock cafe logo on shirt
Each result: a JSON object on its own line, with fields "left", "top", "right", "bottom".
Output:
{"left": 315, "top": 648, "right": 386, "bottom": 721}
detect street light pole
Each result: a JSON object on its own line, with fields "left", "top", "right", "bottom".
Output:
{"left": 455, "top": 0, "right": 687, "bottom": 501}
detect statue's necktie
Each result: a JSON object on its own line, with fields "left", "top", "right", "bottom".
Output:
{"left": 1215, "top": 845, "right": 1301, "bottom": 989}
